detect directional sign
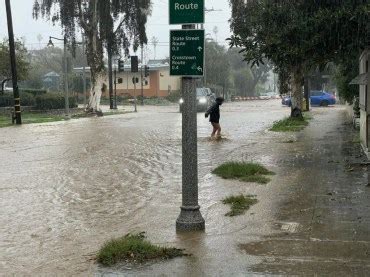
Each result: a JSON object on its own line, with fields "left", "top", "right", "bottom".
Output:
{"left": 170, "top": 29, "right": 204, "bottom": 76}
{"left": 169, "top": 0, "right": 204, "bottom": 25}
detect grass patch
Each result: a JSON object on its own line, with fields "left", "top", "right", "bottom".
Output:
{"left": 0, "top": 112, "right": 65, "bottom": 127}
{"left": 270, "top": 114, "right": 311, "bottom": 132}
{"left": 212, "top": 162, "right": 275, "bottom": 184}
{"left": 97, "top": 233, "right": 186, "bottom": 267}
{"left": 222, "top": 195, "right": 258, "bottom": 217}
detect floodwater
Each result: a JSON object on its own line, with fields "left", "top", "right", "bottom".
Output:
{"left": 2, "top": 101, "right": 367, "bottom": 276}
{"left": 0, "top": 101, "right": 285, "bottom": 275}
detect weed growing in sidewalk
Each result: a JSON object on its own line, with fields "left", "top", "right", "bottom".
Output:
{"left": 270, "top": 114, "right": 311, "bottom": 132}
{"left": 212, "top": 162, "right": 275, "bottom": 184}
{"left": 222, "top": 195, "right": 258, "bottom": 216}
{"left": 97, "top": 233, "right": 186, "bottom": 266}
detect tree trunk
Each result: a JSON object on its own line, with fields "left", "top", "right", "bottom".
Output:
{"left": 85, "top": 0, "right": 106, "bottom": 114}
{"left": 290, "top": 67, "right": 303, "bottom": 118}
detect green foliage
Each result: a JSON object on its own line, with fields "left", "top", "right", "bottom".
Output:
{"left": 35, "top": 93, "right": 77, "bottom": 110}
{"left": 213, "top": 162, "right": 275, "bottom": 184}
{"left": 333, "top": 54, "right": 359, "bottom": 104}
{"left": 0, "top": 39, "right": 30, "bottom": 81}
{"left": 205, "top": 40, "right": 231, "bottom": 88}
{"left": 0, "top": 92, "right": 35, "bottom": 107}
{"left": 166, "top": 91, "right": 181, "bottom": 103}
{"left": 222, "top": 195, "right": 258, "bottom": 217}
{"left": 227, "top": 48, "right": 272, "bottom": 96}
{"left": 229, "top": 0, "right": 369, "bottom": 72}
{"left": 20, "top": 89, "right": 47, "bottom": 97}
{"left": 97, "top": 233, "right": 185, "bottom": 266}
{"left": 33, "top": 0, "right": 152, "bottom": 84}
{"left": 270, "top": 115, "right": 311, "bottom": 132}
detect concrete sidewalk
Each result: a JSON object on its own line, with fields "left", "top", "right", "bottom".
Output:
{"left": 239, "top": 108, "right": 370, "bottom": 276}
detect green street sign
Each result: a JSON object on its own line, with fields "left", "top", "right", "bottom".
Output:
{"left": 169, "top": 0, "right": 204, "bottom": 25}
{"left": 170, "top": 29, "right": 204, "bottom": 76}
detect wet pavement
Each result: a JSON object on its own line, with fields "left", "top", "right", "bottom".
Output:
{"left": 0, "top": 101, "right": 369, "bottom": 276}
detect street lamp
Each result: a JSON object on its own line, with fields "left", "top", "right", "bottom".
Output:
{"left": 48, "top": 36, "right": 70, "bottom": 117}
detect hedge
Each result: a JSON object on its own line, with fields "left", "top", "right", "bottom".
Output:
{"left": 0, "top": 92, "right": 36, "bottom": 107}
{"left": 35, "top": 93, "right": 77, "bottom": 110}
{"left": 20, "top": 89, "right": 47, "bottom": 97}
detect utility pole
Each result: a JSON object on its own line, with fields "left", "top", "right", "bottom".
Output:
{"left": 140, "top": 46, "right": 144, "bottom": 105}
{"left": 108, "top": 45, "right": 114, "bottom": 109}
{"left": 5, "top": 0, "right": 21, "bottom": 124}
{"left": 63, "top": 37, "right": 70, "bottom": 117}
{"left": 82, "top": 34, "right": 87, "bottom": 108}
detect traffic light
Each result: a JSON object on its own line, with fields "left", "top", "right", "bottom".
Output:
{"left": 144, "top": 65, "right": 150, "bottom": 77}
{"left": 131, "top": 56, "right": 138, "bottom": 73}
{"left": 117, "top": 78, "right": 123, "bottom": 84}
{"left": 118, "top": 59, "right": 125, "bottom": 73}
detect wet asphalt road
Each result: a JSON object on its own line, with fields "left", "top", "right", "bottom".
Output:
{"left": 1, "top": 101, "right": 369, "bottom": 276}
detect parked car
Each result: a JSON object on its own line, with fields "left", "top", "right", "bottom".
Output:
{"left": 179, "top": 87, "right": 215, "bottom": 112}
{"left": 282, "top": 91, "right": 336, "bottom": 107}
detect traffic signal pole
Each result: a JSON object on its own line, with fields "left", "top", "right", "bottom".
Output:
{"left": 5, "top": 0, "right": 21, "bottom": 124}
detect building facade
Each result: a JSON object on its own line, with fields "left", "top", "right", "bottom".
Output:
{"left": 356, "top": 50, "right": 370, "bottom": 155}
{"left": 74, "top": 60, "right": 182, "bottom": 99}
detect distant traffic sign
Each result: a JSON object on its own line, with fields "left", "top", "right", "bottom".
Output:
{"left": 169, "top": 0, "right": 204, "bottom": 25}
{"left": 170, "top": 29, "right": 204, "bottom": 76}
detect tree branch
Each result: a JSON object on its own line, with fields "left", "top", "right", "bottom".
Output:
{"left": 114, "top": 16, "right": 126, "bottom": 35}
{"left": 77, "top": 0, "right": 89, "bottom": 32}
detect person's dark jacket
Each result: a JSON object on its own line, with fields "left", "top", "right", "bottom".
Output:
{"left": 205, "top": 103, "right": 220, "bottom": 123}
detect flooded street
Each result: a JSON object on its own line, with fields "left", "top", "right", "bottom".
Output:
{"left": 0, "top": 100, "right": 285, "bottom": 275}
{"left": 1, "top": 101, "right": 369, "bottom": 276}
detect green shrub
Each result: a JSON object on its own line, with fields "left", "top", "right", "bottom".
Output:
{"left": 20, "top": 88, "right": 47, "bottom": 97}
{"left": 0, "top": 94, "right": 12, "bottom": 107}
{"left": 0, "top": 92, "right": 35, "bottom": 107}
{"left": 166, "top": 91, "right": 181, "bottom": 103}
{"left": 35, "top": 93, "right": 77, "bottom": 110}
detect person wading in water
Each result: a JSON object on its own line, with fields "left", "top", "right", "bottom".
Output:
{"left": 205, "top": 97, "right": 224, "bottom": 138}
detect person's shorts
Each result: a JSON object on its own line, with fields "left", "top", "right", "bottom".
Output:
{"left": 211, "top": 120, "right": 220, "bottom": 124}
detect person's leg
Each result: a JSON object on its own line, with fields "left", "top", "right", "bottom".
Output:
{"left": 213, "top": 123, "right": 221, "bottom": 137}
{"left": 211, "top": 123, "right": 217, "bottom": 137}
{"left": 216, "top": 124, "right": 222, "bottom": 136}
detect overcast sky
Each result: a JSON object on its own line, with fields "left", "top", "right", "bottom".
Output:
{"left": 0, "top": 0, "right": 232, "bottom": 60}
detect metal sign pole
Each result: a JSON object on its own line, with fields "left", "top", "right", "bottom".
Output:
{"left": 176, "top": 24, "right": 205, "bottom": 232}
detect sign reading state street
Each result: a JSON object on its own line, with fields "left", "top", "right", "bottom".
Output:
{"left": 169, "top": 0, "right": 204, "bottom": 25}
{"left": 170, "top": 29, "right": 205, "bottom": 76}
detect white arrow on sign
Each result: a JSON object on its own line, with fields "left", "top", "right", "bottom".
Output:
{"left": 197, "top": 66, "right": 203, "bottom": 72}
{"left": 198, "top": 46, "right": 203, "bottom": 52}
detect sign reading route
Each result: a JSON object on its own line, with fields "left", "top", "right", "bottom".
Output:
{"left": 170, "top": 29, "right": 205, "bottom": 76}
{"left": 169, "top": 0, "right": 204, "bottom": 25}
